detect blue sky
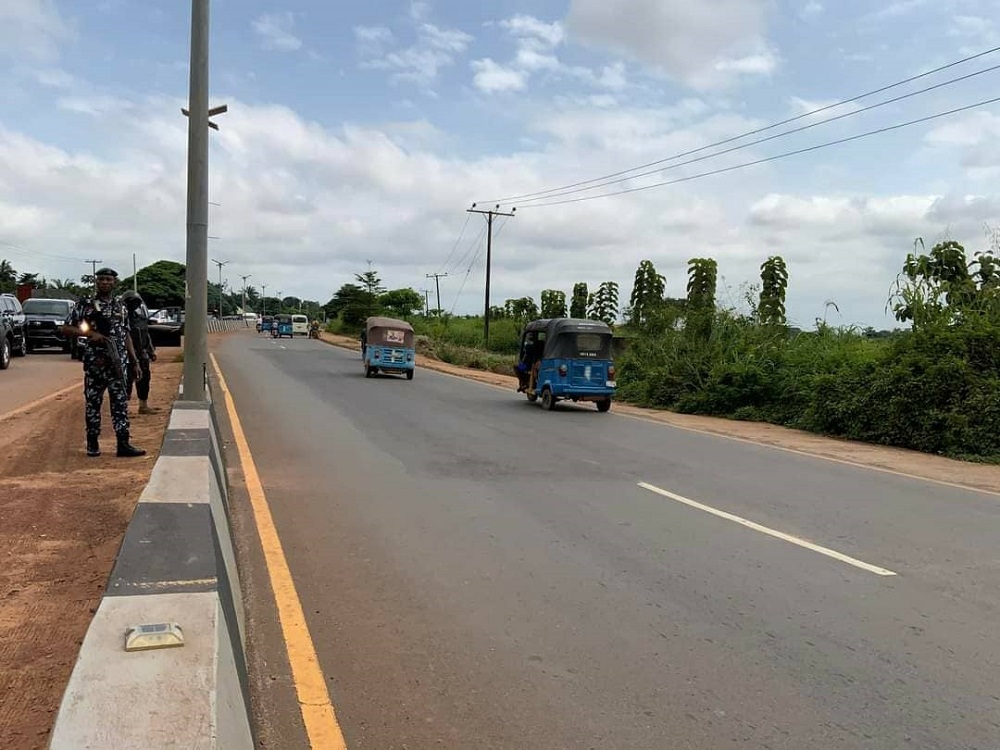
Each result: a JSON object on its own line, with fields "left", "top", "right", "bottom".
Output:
{"left": 2, "top": 0, "right": 1000, "bottom": 327}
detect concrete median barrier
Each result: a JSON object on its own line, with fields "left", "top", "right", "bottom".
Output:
{"left": 48, "top": 395, "right": 253, "bottom": 749}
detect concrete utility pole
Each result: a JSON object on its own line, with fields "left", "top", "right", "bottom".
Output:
{"left": 84, "top": 260, "right": 102, "bottom": 294}
{"left": 466, "top": 203, "right": 515, "bottom": 345}
{"left": 240, "top": 274, "right": 252, "bottom": 315}
{"left": 261, "top": 283, "right": 267, "bottom": 316}
{"left": 181, "top": 0, "right": 227, "bottom": 401}
{"left": 425, "top": 272, "right": 448, "bottom": 316}
{"left": 419, "top": 288, "right": 430, "bottom": 316}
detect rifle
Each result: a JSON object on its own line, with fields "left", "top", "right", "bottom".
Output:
{"left": 87, "top": 301, "right": 128, "bottom": 391}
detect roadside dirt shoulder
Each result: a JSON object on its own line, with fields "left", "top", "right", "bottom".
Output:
{"left": 320, "top": 331, "right": 1000, "bottom": 495}
{"left": 0, "top": 358, "right": 182, "bottom": 750}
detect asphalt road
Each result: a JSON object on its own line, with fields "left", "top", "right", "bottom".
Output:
{"left": 0, "top": 348, "right": 80, "bottom": 417}
{"left": 217, "top": 331, "right": 1000, "bottom": 749}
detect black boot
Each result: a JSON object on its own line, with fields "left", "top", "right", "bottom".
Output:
{"left": 87, "top": 435, "right": 101, "bottom": 457}
{"left": 116, "top": 433, "right": 146, "bottom": 458}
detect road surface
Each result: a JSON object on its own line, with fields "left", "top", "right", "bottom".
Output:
{"left": 0, "top": 350, "right": 80, "bottom": 417}
{"left": 216, "top": 331, "right": 1000, "bottom": 749}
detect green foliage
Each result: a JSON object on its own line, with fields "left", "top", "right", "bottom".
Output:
{"left": 589, "top": 281, "right": 619, "bottom": 324}
{"left": 540, "top": 289, "right": 567, "bottom": 318}
{"left": 570, "top": 282, "right": 589, "bottom": 319}
{"left": 0, "top": 259, "right": 16, "bottom": 292}
{"left": 380, "top": 288, "right": 423, "bottom": 319}
{"left": 119, "top": 260, "right": 187, "bottom": 308}
{"left": 504, "top": 296, "right": 539, "bottom": 322}
{"left": 686, "top": 257, "right": 718, "bottom": 338}
{"left": 327, "top": 283, "right": 371, "bottom": 329}
{"left": 759, "top": 256, "right": 788, "bottom": 326}
{"left": 628, "top": 260, "right": 666, "bottom": 327}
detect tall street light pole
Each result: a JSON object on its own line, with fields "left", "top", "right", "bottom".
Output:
{"left": 211, "top": 258, "right": 228, "bottom": 317}
{"left": 181, "top": 0, "right": 227, "bottom": 401}
{"left": 240, "top": 274, "right": 252, "bottom": 315}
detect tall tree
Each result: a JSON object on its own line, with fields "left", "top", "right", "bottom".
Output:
{"left": 589, "top": 281, "right": 619, "bottom": 325}
{"left": 759, "top": 256, "right": 789, "bottom": 326}
{"left": 119, "top": 260, "right": 187, "bottom": 308}
{"left": 504, "top": 296, "right": 539, "bottom": 321}
{"left": 570, "top": 282, "right": 589, "bottom": 319}
{"left": 685, "top": 257, "right": 718, "bottom": 337}
{"left": 380, "top": 288, "right": 423, "bottom": 319}
{"left": 628, "top": 260, "right": 666, "bottom": 326}
{"left": 355, "top": 267, "right": 386, "bottom": 318}
{"left": 540, "top": 289, "right": 567, "bottom": 318}
{"left": 17, "top": 272, "right": 42, "bottom": 287}
{"left": 0, "top": 259, "right": 17, "bottom": 292}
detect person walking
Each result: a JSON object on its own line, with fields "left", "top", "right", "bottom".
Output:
{"left": 61, "top": 268, "right": 146, "bottom": 458}
{"left": 121, "top": 290, "right": 157, "bottom": 414}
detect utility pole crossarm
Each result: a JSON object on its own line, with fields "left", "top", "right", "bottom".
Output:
{"left": 466, "top": 203, "right": 515, "bottom": 344}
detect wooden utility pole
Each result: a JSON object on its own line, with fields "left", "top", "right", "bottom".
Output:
{"left": 466, "top": 203, "right": 515, "bottom": 344}
{"left": 425, "top": 272, "right": 448, "bottom": 315}
{"left": 419, "top": 288, "right": 430, "bottom": 316}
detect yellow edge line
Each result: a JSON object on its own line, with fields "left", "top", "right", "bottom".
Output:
{"left": 0, "top": 382, "right": 79, "bottom": 424}
{"left": 210, "top": 353, "right": 348, "bottom": 750}
{"left": 316, "top": 334, "right": 1000, "bottom": 499}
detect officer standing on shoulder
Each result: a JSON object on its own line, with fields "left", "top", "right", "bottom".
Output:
{"left": 121, "top": 290, "right": 158, "bottom": 415}
{"left": 61, "top": 268, "right": 146, "bottom": 458}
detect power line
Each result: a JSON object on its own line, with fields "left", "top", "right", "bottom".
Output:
{"left": 0, "top": 240, "right": 85, "bottom": 263}
{"left": 446, "top": 220, "right": 488, "bottom": 275}
{"left": 517, "top": 94, "right": 1000, "bottom": 208}
{"left": 437, "top": 213, "right": 471, "bottom": 274}
{"left": 482, "top": 44, "right": 1000, "bottom": 205}
{"left": 447, "top": 216, "right": 509, "bottom": 316}
{"left": 513, "top": 62, "right": 1000, "bottom": 204}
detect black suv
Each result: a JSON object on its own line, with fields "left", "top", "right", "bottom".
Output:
{"left": 23, "top": 297, "right": 75, "bottom": 353}
{"left": 0, "top": 293, "right": 27, "bottom": 359}
{"left": 0, "top": 310, "right": 13, "bottom": 369}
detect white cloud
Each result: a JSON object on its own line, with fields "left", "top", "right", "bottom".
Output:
{"left": 360, "top": 22, "right": 473, "bottom": 87}
{"left": 34, "top": 67, "right": 75, "bottom": 88}
{"left": 252, "top": 12, "right": 303, "bottom": 52}
{"left": 799, "top": 1, "right": 823, "bottom": 19}
{"left": 4, "top": 82, "right": 998, "bottom": 329}
{"left": 501, "top": 15, "right": 565, "bottom": 48}
{"left": 924, "top": 112, "right": 1000, "bottom": 171}
{"left": 471, "top": 59, "right": 527, "bottom": 93}
{"left": 409, "top": 1, "right": 431, "bottom": 21}
{"left": 565, "top": 0, "right": 774, "bottom": 89}
{"left": 353, "top": 25, "right": 394, "bottom": 56}
{"left": 0, "top": 0, "right": 72, "bottom": 62}
{"left": 949, "top": 15, "right": 1000, "bottom": 53}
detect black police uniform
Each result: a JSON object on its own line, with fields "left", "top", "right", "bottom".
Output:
{"left": 68, "top": 268, "right": 145, "bottom": 457}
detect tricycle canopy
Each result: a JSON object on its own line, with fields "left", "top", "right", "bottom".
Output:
{"left": 365, "top": 316, "right": 415, "bottom": 348}
{"left": 521, "top": 318, "right": 613, "bottom": 360}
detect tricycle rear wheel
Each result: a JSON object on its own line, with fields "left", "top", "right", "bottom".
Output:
{"left": 406, "top": 369, "right": 414, "bottom": 380}
{"left": 541, "top": 388, "right": 555, "bottom": 411}
{"left": 597, "top": 399, "right": 612, "bottom": 413}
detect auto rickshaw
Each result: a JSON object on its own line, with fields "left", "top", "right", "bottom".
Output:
{"left": 274, "top": 314, "right": 294, "bottom": 338}
{"left": 258, "top": 315, "right": 273, "bottom": 333}
{"left": 515, "top": 318, "right": 616, "bottom": 412}
{"left": 361, "top": 316, "right": 415, "bottom": 379}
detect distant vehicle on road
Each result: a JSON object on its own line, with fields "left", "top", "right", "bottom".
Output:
{"left": 22, "top": 298, "right": 75, "bottom": 354}
{"left": 0, "top": 293, "right": 27, "bottom": 359}
{"left": 515, "top": 318, "right": 616, "bottom": 412}
{"left": 291, "top": 314, "right": 309, "bottom": 336}
{"left": 274, "top": 314, "right": 294, "bottom": 339}
{"left": 362, "top": 316, "right": 415, "bottom": 380}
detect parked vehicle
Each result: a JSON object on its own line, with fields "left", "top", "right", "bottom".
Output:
{"left": 515, "top": 318, "right": 616, "bottom": 412}
{"left": 22, "top": 298, "right": 75, "bottom": 353}
{"left": 0, "top": 293, "right": 27, "bottom": 358}
{"left": 0, "top": 310, "right": 14, "bottom": 369}
{"left": 361, "top": 316, "right": 415, "bottom": 380}
{"left": 147, "top": 307, "right": 184, "bottom": 347}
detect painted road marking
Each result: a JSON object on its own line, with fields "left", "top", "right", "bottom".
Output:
{"left": 637, "top": 481, "right": 898, "bottom": 577}
{"left": 211, "top": 353, "right": 348, "bottom": 750}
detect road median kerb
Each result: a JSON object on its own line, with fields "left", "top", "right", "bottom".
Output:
{"left": 48, "top": 387, "right": 253, "bottom": 749}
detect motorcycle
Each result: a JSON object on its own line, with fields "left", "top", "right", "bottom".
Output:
{"left": 271, "top": 325, "right": 279, "bottom": 339}
{"left": 308, "top": 325, "right": 320, "bottom": 339}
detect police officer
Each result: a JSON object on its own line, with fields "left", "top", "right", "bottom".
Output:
{"left": 121, "top": 290, "right": 157, "bottom": 414}
{"left": 61, "top": 268, "right": 146, "bottom": 458}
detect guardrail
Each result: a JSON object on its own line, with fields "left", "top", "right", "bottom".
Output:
{"left": 48, "top": 388, "right": 253, "bottom": 749}
{"left": 208, "top": 319, "right": 253, "bottom": 333}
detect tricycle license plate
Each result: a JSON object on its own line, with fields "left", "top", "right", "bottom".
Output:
{"left": 606, "top": 380, "right": 617, "bottom": 388}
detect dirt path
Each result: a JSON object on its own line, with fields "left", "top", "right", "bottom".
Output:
{"left": 320, "top": 332, "right": 1000, "bottom": 495}
{"left": 0, "top": 354, "right": 182, "bottom": 750}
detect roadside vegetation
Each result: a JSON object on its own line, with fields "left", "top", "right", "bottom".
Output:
{"left": 329, "top": 232, "right": 1000, "bottom": 463}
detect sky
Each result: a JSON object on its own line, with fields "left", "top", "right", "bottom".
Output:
{"left": 2, "top": 0, "right": 1000, "bottom": 328}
